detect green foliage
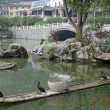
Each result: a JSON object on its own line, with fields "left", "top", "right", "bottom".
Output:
{"left": 0, "top": 16, "right": 9, "bottom": 31}
{"left": 105, "top": 18, "right": 110, "bottom": 24}
{"left": 9, "top": 16, "right": 43, "bottom": 26}
{"left": 35, "top": 21, "right": 48, "bottom": 25}
{"left": 86, "top": 17, "right": 105, "bottom": 32}
{"left": 9, "top": 16, "right": 21, "bottom": 26}
{"left": 45, "top": 46, "right": 54, "bottom": 54}
{"left": 102, "top": 38, "right": 110, "bottom": 53}
{"left": 46, "top": 17, "right": 64, "bottom": 24}
{"left": 26, "top": 16, "right": 43, "bottom": 26}
{"left": 21, "top": 16, "right": 28, "bottom": 26}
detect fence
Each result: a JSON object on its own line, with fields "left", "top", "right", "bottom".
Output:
{"left": 9, "top": 22, "right": 71, "bottom": 30}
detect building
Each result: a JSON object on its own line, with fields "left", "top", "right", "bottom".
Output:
{"left": 0, "top": 3, "right": 31, "bottom": 17}
{"left": 0, "top": 0, "right": 110, "bottom": 22}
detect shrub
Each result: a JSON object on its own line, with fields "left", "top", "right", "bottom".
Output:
{"left": 26, "top": 16, "right": 43, "bottom": 25}
{"left": 102, "top": 38, "right": 110, "bottom": 53}
{"left": 9, "top": 16, "right": 21, "bottom": 26}
{"left": 46, "top": 17, "right": 64, "bottom": 24}
{"left": 0, "top": 17, "right": 9, "bottom": 31}
{"left": 35, "top": 21, "right": 48, "bottom": 25}
{"left": 86, "top": 17, "right": 105, "bottom": 31}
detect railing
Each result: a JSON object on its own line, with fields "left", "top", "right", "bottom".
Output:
{"left": 9, "top": 23, "right": 110, "bottom": 31}
{"left": 9, "top": 22, "right": 71, "bottom": 30}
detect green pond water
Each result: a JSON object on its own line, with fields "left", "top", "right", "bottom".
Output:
{"left": 0, "top": 39, "right": 110, "bottom": 110}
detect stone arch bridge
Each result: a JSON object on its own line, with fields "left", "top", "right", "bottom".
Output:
{"left": 10, "top": 23, "right": 76, "bottom": 39}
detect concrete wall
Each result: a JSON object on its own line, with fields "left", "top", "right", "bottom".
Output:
{"left": 11, "top": 23, "right": 75, "bottom": 39}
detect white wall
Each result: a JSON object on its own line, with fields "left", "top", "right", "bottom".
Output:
{"left": 47, "top": 0, "right": 63, "bottom": 7}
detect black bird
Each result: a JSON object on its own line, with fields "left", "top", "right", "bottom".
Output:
{"left": 37, "top": 82, "right": 46, "bottom": 94}
{"left": 100, "top": 71, "right": 108, "bottom": 80}
{"left": 0, "top": 91, "right": 3, "bottom": 97}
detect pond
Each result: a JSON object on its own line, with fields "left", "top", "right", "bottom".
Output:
{"left": 0, "top": 39, "right": 110, "bottom": 110}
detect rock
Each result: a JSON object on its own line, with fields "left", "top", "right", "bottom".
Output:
{"left": 9, "top": 44, "right": 19, "bottom": 50}
{"left": 65, "top": 38, "right": 76, "bottom": 44}
{"left": 0, "top": 47, "right": 4, "bottom": 57}
{"left": 76, "top": 46, "right": 93, "bottom": 60}
{"left": 48, "top": 76, "right": 68, "bottom": 92}
{"left": 67, "top": 49, "right": 76, "bottom": 60}
{"left": 33, "top": 45, "right": 44, "bottom": 55}
{"left": 3, "top": 44, "right": 28, "bottom": 58}
{"left": 96, "top": 53, "right": 110, "bottom": 61}
{"left": 76, "top": 51, "right": 84, "bottom": 59}
{"left": 69, "top": 42, "right": 82, "bottom": 50}
{"left": 3, "top": 51, "right": 13, "bottom": 58}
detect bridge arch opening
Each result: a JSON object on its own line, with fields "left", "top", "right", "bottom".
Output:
{"left": 50, "top": 28, "right": 76, "bottom": 41}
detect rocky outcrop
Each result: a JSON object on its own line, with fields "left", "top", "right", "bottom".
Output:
{"left": 96, "top": 53, "right": 110, "bottom": 61}
{"left": 1, "top": 44, "right": 28, "bottom": 58}
{"left": 33, "top": 37, "right": 110, "bottom": 62}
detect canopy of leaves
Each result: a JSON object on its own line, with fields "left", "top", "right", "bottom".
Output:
{"left": 67, "top": 0, "right": 109, "bottom": 14}
{"left": 46, "top": 17, "right": 64, "bottom": 24}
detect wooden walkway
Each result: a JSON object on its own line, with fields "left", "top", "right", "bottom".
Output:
{"left": 0, "top": 79, "right": 110, "bottom": 103}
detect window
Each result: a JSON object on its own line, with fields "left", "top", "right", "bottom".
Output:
{"left": 45, "top": 11, "right": 52, "bottom": 16}
{"left": 10, "top": 12, "right": 13, "bottom": 15}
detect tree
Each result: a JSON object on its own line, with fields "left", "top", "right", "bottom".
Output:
{"left": 0, "top": 17, "right": 9, "bottom": 31}
{"left": 63, "top": 0, "right": 110, "bottom": 42}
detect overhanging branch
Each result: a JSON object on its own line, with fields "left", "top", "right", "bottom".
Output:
{"left": 63, "top": 0, "right": 77, "bottom": 29}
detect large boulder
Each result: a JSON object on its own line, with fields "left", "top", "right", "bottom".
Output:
{"left": 76, "top": 46, "right": 93, "bottom": 60}
{"left": 3, "top": 44, "right": 28, "bottom": 58}
{"left": 96, "top": 53, "right": 110, "bottom": 61}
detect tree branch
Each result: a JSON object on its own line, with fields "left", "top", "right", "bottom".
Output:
{"left": 63, "top": 0, "right": 77, "bottom": 29}
{"left": 82, "top": 12, "right": 88, "bottom": 25}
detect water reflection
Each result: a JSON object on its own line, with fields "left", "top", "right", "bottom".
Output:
{"left": 32, "top": 54, "right": 110, "bottom": 83}
{"left": 0, "top": 58, "right": 28, "bottom": 69}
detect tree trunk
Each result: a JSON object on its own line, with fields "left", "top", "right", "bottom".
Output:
{"left": 75, "top": 25, "right": 83, "bottom": 42}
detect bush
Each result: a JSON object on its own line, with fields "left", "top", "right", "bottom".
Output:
{"left": 46, "top": 17, "right": 64, "bottom": 24}
{"left": 21, "top": 16, "right": 28, "bottom": 26}
{"left": 102, "top": 38, "right": 110, "bottom": 53}
{"left": 0, "top": 17, "right": 9, "bottom": 31}
{"left": 9, "top": 16, "right": 21, "bottom": 26}
{"left": 86, "top": 17, "right": 105, "bottom": 31}
{"left": 35, "top": 21, "right": 48, "bottom": 25}
{"left": 26, "top": 16, "right": 43, "bottom": 25}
